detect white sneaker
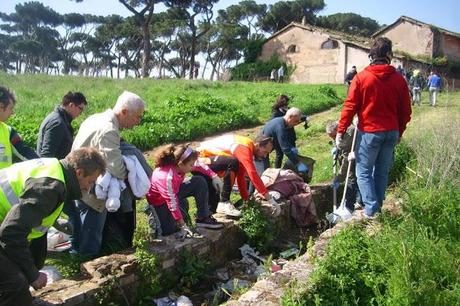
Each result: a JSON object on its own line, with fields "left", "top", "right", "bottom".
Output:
{"left": 216, "top": 201, "right": 242, "bottom": 217}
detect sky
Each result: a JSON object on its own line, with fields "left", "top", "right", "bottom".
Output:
{"left": 1, "top": 0, "right": 460, "bottom": 34}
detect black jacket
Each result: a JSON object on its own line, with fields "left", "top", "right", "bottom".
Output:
{"left": 0, "top": 160, "right": 81, "bottom": 283}
{"left": 37, "top": 106, "right": 74, "bottom": 159}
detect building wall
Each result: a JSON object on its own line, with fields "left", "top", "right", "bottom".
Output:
{"left": 378, "top": 20, "right": 434, "bottom": 57}
{"left": 345, "top": 46, "right": 370, "bottom": 78}
{"left": 440, "top": 33, "right": 460, "bottom": 62}
{"left": 260, "top": 27, "right": 343, "bottom": 83}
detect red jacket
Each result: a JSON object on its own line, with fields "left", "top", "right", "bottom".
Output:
{"left": 338, "top": 64, "right": 411, "bottom": 137}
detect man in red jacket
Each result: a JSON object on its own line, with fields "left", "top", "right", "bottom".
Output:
{"left": 336, "top": 37, "right": 411, "bottom": 218}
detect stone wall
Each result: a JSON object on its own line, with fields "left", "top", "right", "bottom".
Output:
{"left": 32, "top": 184, "right": 336, "bottom": 305}
{"left": 226, "top": 211, "right": 369, "bottom": 306}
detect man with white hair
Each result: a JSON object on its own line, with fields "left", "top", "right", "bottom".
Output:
{"left": 262, "top": 107, "right": 307, "bottom": 171}
{"left": 70, "top": 91, "right": 145, "bottom": 256}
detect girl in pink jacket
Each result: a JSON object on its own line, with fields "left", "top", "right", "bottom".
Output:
{"left": 146, "top": 144, "right": 223, "bottom": 236}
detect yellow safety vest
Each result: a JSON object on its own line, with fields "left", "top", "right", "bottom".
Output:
{"left": 0, "top": 158, "right": 65, "bottom": 240}
{"left": 0, "top": 122, "right": 12, "bottom": 169}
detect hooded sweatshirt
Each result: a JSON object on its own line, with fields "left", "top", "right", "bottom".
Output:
{"left": 338, "top": 64, "right": 411, "bottom": 138}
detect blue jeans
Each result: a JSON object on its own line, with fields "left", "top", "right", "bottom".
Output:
{"left": 63, "top": 200, "right": 81, "bottom": 253}
{"left": 75, "top": 200, "right": 107, "bottom": 257}
{"left": 356, "top": 130, "right": 399, "bottom": 216}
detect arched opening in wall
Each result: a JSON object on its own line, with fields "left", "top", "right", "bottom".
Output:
{"left": 287, "top": 44, "right": 297, "bottom": 53}
{"left": 321, "top": 39, "right": 339, "bottom": 49}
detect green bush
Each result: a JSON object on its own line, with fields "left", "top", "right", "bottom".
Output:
{"left": 230, "top": 55, "right": 283, "bottom": 81}
{"left": 238, "top": 200, "right": 275, "bottom": 254}
{"left": 388, "top": 140, "right": 415, "bottom": 185}
{"left": 283, "top": 222, "right": 460, "bottom": 306}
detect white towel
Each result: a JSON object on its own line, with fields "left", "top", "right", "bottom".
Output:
{"left": 105, "top": 197, "right": 120, "bottom": 212}
{"left": 107, "top": 177, "right": 122, "bottom": 199}
{"left": 95, "top": 184, "right": 108, "bottom": 200}
{"left": 96, "top": 172, "right": 112, "bottom": 192}
{"left": 123, "top": 155, "right": 150, "bottom": 198}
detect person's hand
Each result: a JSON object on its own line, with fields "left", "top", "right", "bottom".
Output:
{"left": 335, "top": 133, "right": 343, "bottom": 148}
{"left": 268, "top": 197, "right": 281, "bottom": 217}
{"left": 291, "top": 147, "right": 299, "bottom": 155}
{"left": 352, "top": 117, "right": 359, "bottom": 125}
{"left": 31, "top": 272, "right": 47, "bottom": 290}
{"left": 177, "top": 224, "right": 194, "bottom": 239}
{"left": 211, "top": 176, "right": 223, "bottom": 193}
{"left": 332, "top": 178, "right": 340, "bottom": 190}
{"left": 331, "top": 147, "right": 339, "bottom": 159}
{"left": 347, "top": 151, "right": 355, "bottom": 162}
{"left": 297, "top": 162, "right": 308, "bottom": 173}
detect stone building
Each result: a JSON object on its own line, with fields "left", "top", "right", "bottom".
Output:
{"left": 372, "top": 15, "right": 460, "bottom": 63}
{"left": 259, "top": 16, "right": 460, "bottom": 84}
{"left": 259, "top": 22, "right": 403, "bottom": 84}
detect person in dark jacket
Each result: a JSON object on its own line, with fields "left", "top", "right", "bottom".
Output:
{"left": 37, "top": 91, "right": 87, "bottom": 159}
{"left": 262, "top": 107, "right": 307, "bottom": 171}
{"left": 0, "top": 86, "right": 38, "bottom": 167}
{"left": 0, "top": 147, "right": 106, "bottom": 306}
{"left": 36, "top": 91, "right": 87, "bottom": 252}
{"left": 271, "top": 95, "right": 290, "bottom": 118}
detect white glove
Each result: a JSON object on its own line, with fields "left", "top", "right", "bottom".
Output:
{"left": 268, "top": 197, "right": 281, "bottom": 217}
{"left": 353, "top": 116, "right": 359, "bottom": 125}
{"left": 347, "top": 151, "right": 355, "bottom": 161}
{"left": 335, "top": 132, "right": 343, "bottom": 148}
{"left": 211, "top": 176, "right": 224, "bottom": 193}
{"left": 105, "top": 198, "right": 120, "bottom": 212}
{"left": 177, "top": 225, "right": 194, "bottom": 239}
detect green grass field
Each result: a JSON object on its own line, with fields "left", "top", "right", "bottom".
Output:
{"left": 0, "top": 73, "right": 346, "bottom": 150}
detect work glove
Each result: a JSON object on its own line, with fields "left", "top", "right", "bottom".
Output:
{"left": 331, "top": 146, "right": 339, "bottom": 160}
{"left": 353, "top": 116, "right": 359, "bottom": 125}
{"left": 335, "top": 133, "right": 343, "bottom": 148}
{"left": 177, "top": 224, "right": 194, "bottom": 239}
{"left": 347, "top": 151, "right": 356, "bottom": 162}
{"left": 268, "top": 197, "right": 281, "bottom": 217}
{"left": 211, "top": 176, "right": 224, "bottom": 193}
{"left": 53, "top": 218, "right": 73, "bottom": 235}
{"left": 105, "top": 198, "right": 120, "bottom": 212}
{"left": 332, "top": 178, "right": 340, "bottom": 190}
{"left": 297, "top": 162, "right": 308, "bottom": 173}
{"left": 290, "top": 147, "right": 299, "bottom": 155}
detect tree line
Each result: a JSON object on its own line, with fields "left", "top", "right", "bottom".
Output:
{"left": 0, "top": 0, "right": 381, "bottom": 79}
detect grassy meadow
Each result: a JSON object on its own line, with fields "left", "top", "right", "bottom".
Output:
{"left": 0, "top": 73, "right": 345, "bottom": 151}
{"left": 283, "top": 91, "right": 460, "bottom": 306}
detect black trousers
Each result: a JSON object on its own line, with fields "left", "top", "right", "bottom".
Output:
{"left": 205, "top": 156, "right": 239, "bottom": 202}
{"left": 0, "top": 250, "right": 33, "bottom": 306}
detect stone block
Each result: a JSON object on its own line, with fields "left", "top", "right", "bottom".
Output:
{"left": 162, "top": 258, "right": 176, "bottom": 269}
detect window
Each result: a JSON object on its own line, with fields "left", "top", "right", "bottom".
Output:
{"left": 287, "top": 44, "right": 297, "bottom": 53}
{"left": 321, "top": 39, "right": 339, "bottom": 49}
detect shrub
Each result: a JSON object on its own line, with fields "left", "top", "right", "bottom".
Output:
{"left": 230, "top": 55, "right": 284, "bottom": 81}
{"left": 238, "top": 200, "right": 275, "bottom": 253}
{"left": 388, "top": 140, "right": 415, "bottom": 185}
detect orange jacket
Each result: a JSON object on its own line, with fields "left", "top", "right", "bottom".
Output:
{"left": 199, "top": 135, "right": 268, "bottom": 200}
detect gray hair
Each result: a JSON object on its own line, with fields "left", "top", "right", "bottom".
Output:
{"left": 285, "top": 107, "right": 302, "bottom": 118}
{"left": 325, "top": 120, "right": 338, "bottom": 134}
{"left": 113, "top": 91, "right": 145, "bottom": 113}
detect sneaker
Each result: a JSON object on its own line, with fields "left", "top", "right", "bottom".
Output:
{"left": 354, "top": 202, "right": 364, "bottom": 210}
{"left": 196, "top": 216, "right": 224, "bottom": 229}
{"left": 216, "top": 201, "right": 242, "bottom": 217}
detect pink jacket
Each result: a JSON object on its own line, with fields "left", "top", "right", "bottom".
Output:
{"left": 146, "top": 161, "right": 216, "bottom": 221}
